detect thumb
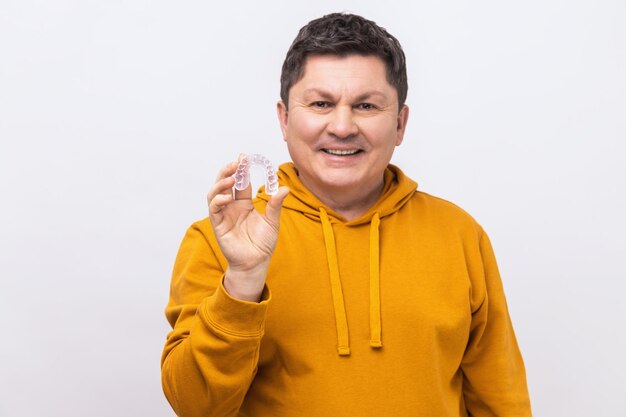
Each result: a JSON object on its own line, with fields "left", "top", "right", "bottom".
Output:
{"left": 264, "top": 186, "right": 290, "bottom": 228}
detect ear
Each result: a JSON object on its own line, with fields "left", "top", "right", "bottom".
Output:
{"left": 395, "top": 104, "right": 409, "bottom": 146}
{"left": 276, "top": 100, "right": 289, "bottom": 141}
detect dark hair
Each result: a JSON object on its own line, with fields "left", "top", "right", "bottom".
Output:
{"left": 280, "top": 13, "right": 408, "bottom": 109}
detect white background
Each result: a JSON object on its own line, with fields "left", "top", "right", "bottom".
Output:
{"left": 1, "top": 1, "right": 625, "bottom": 416}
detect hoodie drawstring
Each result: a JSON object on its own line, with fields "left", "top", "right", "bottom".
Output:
{"left": 369, "top": 212, "right": 382, "bottom": 348}
{"left": 319, "top": 208, "right": 383, "bottom": 356}
{"left": 319, "top": 207, "right": 351, "bottom": 356}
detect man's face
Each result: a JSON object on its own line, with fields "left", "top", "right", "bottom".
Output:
{"left": 277, "top": 54, "right": 409, "bottom": 201}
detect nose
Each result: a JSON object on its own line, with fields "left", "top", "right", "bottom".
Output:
{"left": 326, "top": 105, "right": 358, "bottom": 139}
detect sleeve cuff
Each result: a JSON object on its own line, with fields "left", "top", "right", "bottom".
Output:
{"left": 200, "top": 280, "right": 271, "bottom": 337}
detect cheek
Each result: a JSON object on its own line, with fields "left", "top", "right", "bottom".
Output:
{"left": 360, "top": 118, "right": 398, "bottom": 147}
{"left": 288, "top": 113, "right": 326, "bottom": 141}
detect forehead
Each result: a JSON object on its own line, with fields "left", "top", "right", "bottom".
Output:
{"left": 294, "top": 54, "right": 392, "bottom": 91}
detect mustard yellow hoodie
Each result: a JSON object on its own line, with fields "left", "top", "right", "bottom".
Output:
{"left": 161, "top": 163, "right": 532, "bottom": 417}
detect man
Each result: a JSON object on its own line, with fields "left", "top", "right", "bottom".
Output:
{"left": 161, "top": 13, "right": 532, "bottom": 417}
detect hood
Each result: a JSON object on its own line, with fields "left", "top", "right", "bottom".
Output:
{"left": 257, "top": 162, "right": 418, "bottom": 356}
{"left": 258, "top": 162, "right": 417, "bottom": 223}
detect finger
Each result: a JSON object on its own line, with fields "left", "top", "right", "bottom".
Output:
{"left": 208, "top": 193, "right": 233, "bottom": 218}
{"left": 207, "top": 176, "right": 235, "bottom": 207}
{"left": 209, "top": 161, "right": 238, "bottom": 202}
{"left": 264, "top": 186, "right": 290, "bottom": 228}
{"left": 215, "top": 161, "right": 239, "bottom": 183}
{"left": 234, "top": 183, "right": 252, "bottom": 201}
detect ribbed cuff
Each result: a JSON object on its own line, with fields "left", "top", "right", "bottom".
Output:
{"left": 200, "top": 280, "right": 271, "bottom": 337}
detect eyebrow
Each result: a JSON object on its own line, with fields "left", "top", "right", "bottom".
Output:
{"left": 301, "top": 88, "right": 388, "bottom": 102}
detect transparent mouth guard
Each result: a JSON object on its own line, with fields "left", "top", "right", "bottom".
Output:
{"left": 233, "top": 154, "right": 279, "bottom": 196}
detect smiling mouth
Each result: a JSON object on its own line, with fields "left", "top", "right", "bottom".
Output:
{"left": 322, "top": 149, "right": 362, "bottom": 156}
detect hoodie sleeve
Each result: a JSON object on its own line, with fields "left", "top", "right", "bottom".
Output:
{"left": 461, "top": 230, "right": 532, "bottom": 417}
{"left": 161, "top": 221, "right": 270, "bottom": 417}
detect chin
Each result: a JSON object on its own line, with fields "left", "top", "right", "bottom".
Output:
{"left": 319, "top": 175, "right": 362, "bottom": 190}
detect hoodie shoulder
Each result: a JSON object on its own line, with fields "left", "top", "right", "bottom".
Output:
{"left": 410, "top": 191, "right": 484, "bottom": 237}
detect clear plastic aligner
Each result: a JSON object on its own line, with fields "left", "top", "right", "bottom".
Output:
{"left": 233, "top": 154, "right": 279, "bottom": 195}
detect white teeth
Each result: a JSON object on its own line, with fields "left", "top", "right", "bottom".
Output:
{"left": 324, "top": 149, "right": 359, "bottom": 156}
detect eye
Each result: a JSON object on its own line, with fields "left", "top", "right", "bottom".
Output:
{"left": 356, "top": 103, "right": 376, "bottom": 110}
{"left": 311, "top": 101, "right": 331, "bottom": 108}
